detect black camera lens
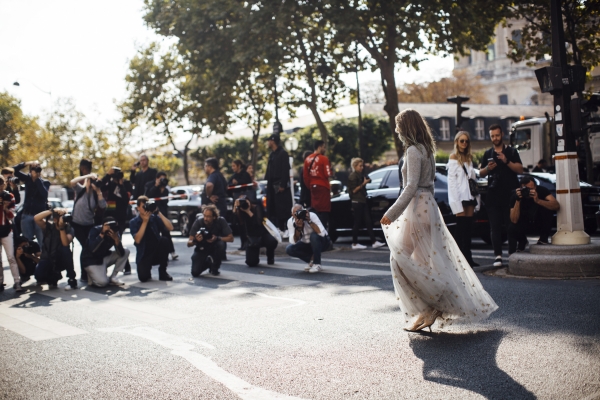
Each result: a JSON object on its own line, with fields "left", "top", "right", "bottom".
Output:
{"left": 520, "top": 187, "right": 531, "bottom": 199}
{"left": 159, "top": 177, "right": 169, "bottom": 187}
{"left": 62, "top": 214, "right": 73, "bottom": 224}
{"left": 144, "top": 201, "right": 158, "bottom": 213}
{"left": 295, "top": 209, "right": 308, "bottom": 220}
{"left": 0, "top": 191, "right": 12, "bottom": 202}
{"left": 9, "top": 177, "right": 20, "bottom": 185}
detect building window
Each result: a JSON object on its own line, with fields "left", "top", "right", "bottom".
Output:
{"left": 499, "top": 94, "right": 508, "bottom": 105}
{"left": 475, "top": 119, "right": 485, "bottom": 140}
{"left": 440, "top": 119, "right": 450, "bottom": 141}
{"left": 468, "top": 53, "right": 472, "bottom": 65}
{"left": 487, "top": 43, "right": 495, "bottom": 61}
{"left": 511, "top": 29, "right": 523, "bottom": 51}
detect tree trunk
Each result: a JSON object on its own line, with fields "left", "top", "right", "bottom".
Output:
{"left": 308, "top": 104, "right": 328, "bottom": 145}
{"left": 380, "top": 63, "right": 403, "bottom": 158}
{"left": 182, "top": 146, "right": 190, "bottom": 185}
{"left": 251, "top": 130, "right": 259, "bottom": 174}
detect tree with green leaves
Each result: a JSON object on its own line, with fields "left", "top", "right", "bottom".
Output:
{"left": 506, "top": 0, "right": 600, "bottom": 182}
{"left": 321, "top": 0, "right": 509, "bottom": 156}
{"left": 0, "top": 92, "right": 41, "bottom": 167}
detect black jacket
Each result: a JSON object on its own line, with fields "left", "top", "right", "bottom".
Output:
{"left": 264, "top": 146, "right": 293, "bottom": 220}
{"left": 80, "top": 225, "right": 125, "bottom": 268}
{"left": 130, "top": 168, "right": 157, "bottom": 199}
{"left": 101, "top": 175, "right": 132, "bottom": 222}
{"left": 13, "top": 162, "right": 50, "bottom": 215}
{"left": 146, "top": 185, "right": 169, "bottom": 216}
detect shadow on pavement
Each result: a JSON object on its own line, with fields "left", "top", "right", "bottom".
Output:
{"left": 409, "top": 329, "right": 536, "bottom": 400}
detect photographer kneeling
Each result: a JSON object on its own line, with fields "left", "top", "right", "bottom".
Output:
{"left": 33, "top": 208, "right": 76, "bottom": 288}
{"left": 285, "top": 204, "right": 330, "bottom": 273}
{"left": 80, "top": 217, "right": 130, "bottom": 287}
{"left": 188, "top": 204, "right": 233, "bottom": 277}
{"left": 15, "top": 236, "right": 41, "bottom": 284}
{"left": 129, "top": 196, "right": 174, "bottom": 282}
{"left": 508, "top": 176, "right": 560, "bottom": 254}
{"left": 234, "top": 196, "right": 277, "bottom": 267}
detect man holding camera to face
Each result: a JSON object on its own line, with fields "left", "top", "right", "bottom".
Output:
{"left": 129, "top": 196, "right": 174, "bottom": 282}
{"left": 1, "top": 168, "right": 21, "bottom": 205}
{"left": 70, "top": 159, "right": 107, "bottom": 282}
{"left": 33, "top": 208, "right": 76, "bottom": 289}
{"left": 508, "top": 177, "right": 560, "bottom": 254}
{"left": 146, "top": 172, "right": 178, "bottom": 261}
{"left": 13, "top": 160, "right": 50, "bottom": 244}
{"left": 285, "top": 204, "right": 330, "bottom": 273}
{"left": 188, "top": 204, "right": 234, "bottom": 277}
{"left": 15, "top": 236, "right": 41, "bottom": 285}
{"left": 80, "top": 217, "right": 130, "bottom": 287}
{"left": 0, "top": 181, "right": 22, "bottom": 292}
{"left": 234, "top": 196, "right": 277, "bottom": 267}
{"left": 479, "top": 125, "right": 523, "bottom": 267}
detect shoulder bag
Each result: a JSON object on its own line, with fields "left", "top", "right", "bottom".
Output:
{"left": 462, "top": 164, "right": 479, "bottom": 197}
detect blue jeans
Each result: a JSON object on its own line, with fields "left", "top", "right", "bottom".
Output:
{"left": 285, "top": 233, "right": 330, "bottom": 265}
{"left": 21, "top": 213, "right": 44, "bottom": 244}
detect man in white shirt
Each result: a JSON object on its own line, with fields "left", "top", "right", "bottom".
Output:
{"left": 285, "top": 204, "right": 330, "bottom": 273}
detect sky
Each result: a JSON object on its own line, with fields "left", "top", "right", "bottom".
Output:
{"left": 0, "top": 0, "right": 454, "bottom": 130}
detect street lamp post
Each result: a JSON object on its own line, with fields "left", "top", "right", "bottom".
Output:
{"left": 284, "top": 137, "right": 299, "bottom": 205}
{"left": 273, "top": 78, "right": 283, "bottom": 135}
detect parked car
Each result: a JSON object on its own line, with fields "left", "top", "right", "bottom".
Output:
{"left": 62, "top": 200, "right": 74, "bottom": 214}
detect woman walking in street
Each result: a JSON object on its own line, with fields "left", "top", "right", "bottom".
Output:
{"left": 447, "top": 131, "right": 480, "bottom": 267}
{"left": 347, "top": 157, "right": 386, "bottom": 250}
{"left": 380, "top": 109, "right": 497, "bottom": 332}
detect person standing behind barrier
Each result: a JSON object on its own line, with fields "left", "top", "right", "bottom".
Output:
{"left": 303, "top": 140, "right": 332, "bottom": 229}
{"left": 146, "top": 172, "right": 178, "bottom": 261}
{"left": 13, "top": 161, "right": 50, "bottom": 244}
{"left": 447, "top": 131, "right": 480, "bottom": 267}
{"left": 229, "top": 160, "right": 253, "bottom": 250}
{"left": 202, "top": 158, "right": 228, "bottom": 218}
{"left": 347, "top": 158, "right": 386, "bottom": 250}
{"left": 130, "top": 154, "right": 157, "bottom": 200}
{"left": 298, "top": 151, "right": 312, "bottom": 208}
{"left": 234, "top": 196, "right": 277, "bottom": 267}
{"left": 264, "top": 134, "right": 292, "bottom": 237}
{"left": 479, "top": 124, "right": 523, "bottom": 267}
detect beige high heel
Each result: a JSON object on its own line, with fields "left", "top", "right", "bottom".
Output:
{"left": 403, "top": 315, "right": 426, "bottom": 332}
{"left": 416, "top": 310, "right": 443, "bottom": 332}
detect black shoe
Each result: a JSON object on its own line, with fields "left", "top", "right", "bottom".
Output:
{"left": 68, "top": 279, "right": 77, "bottom": 289}
{"left": 267, "top": 258, "right": 275, "bottom": 265}
{"left": 0, "top": 284, "right": 4, "bottom": 292}
{"left": 210, "top": 269, "right": 220, "bottom": 276}
{"left": 159, "top": 273, "right": 173, "bottom": 281}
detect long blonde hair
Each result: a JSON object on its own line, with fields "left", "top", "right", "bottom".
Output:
{"left": 395, "top": 109, "right": 436, "bottom": 156}
{"left": 453, "top": 131, "right": 473, "bottom": 165}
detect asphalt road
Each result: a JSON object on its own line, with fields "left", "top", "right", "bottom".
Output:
{"left": 0, "top": 231, "right": 599, "bottom": 400}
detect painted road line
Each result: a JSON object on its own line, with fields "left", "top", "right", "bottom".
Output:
{"left": 101, "top": 326, "right": 307, "bottom": 400}
{"left": 319, "top": 258, "right": 390, "bottom": 267}
{"left": 0, "top": 297, "right": 87, "bottom": 341}
{"left": 202, "top": 270, "right": 319, "bottom": 287}
{"left": 30, "top": 286, "right": 191, "bottom": 324}
{"left": 225, "top": 259, "right": 391, "bottom": 277}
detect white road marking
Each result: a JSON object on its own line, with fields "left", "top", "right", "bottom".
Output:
{"left": 226, "top": 259, "right": 390, "bottom": 277}
{"left": 100, "top": 326, "right": 307, "bottom": 400}
{"left": 320, "top": 258, "right": 390, "bottom": 267}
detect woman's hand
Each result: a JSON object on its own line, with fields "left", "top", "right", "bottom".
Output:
{"left": 380, "top": 216, "right": 392, "bottom": 225}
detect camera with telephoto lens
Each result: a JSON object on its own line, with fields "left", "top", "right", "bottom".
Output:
{"left": 8, "top": 177, "right": 20, "bottom": 185}
{"left": 143, "top": 201, "right": 158, "bottom": 213}
{"left": 0, "top": 191, "right": 12, "bottom": 202}
{"left": 197, "top": 227, "right": 213, "bottom": 241}
{"left": 158, "top": 177, "right": 169, "bottom": 187}
{"left": 520, "top": 186, "right": 531, "bottom": 200}
{"left": 238, "top": 195, "right": 249, "bottom": 210}
{"left": 295, "top": 209, "right": 308, "bottom": 221}
{"left": 105, "top": 220, "right": 118, "bottom": 230}
{"left": 61, "top": 214, "right": 73, "bottom": 225}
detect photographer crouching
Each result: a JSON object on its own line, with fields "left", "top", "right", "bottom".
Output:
{"left": 14, "top": 236, "right": 41, "bottom": 285}
{"left": 33, "top": 208, "right": 76, "bottom": 289}
{"left": 188, "top": 204, "right": 233, "bottom": 277}
{"left": 129, "top": 196, "right": 174, "bottom": 282}
{"left": 146, "top": 172, "right": 177, "bottom": 261}
{"left": 234, "top": 195, "right": 277, "bottom": 267}
{"left": 508, "top": 177, "right": 560, "bottom": 254}
{"left": 80, "top": 217, "right": 130, "bottom": 287}
{"left": 285, "top": 204, "right": 330, "bottom": 273}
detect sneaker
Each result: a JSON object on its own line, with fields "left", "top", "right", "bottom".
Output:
{"left": 493, "top": 256, "right": 502, "bottom": 267}
{"left": 159, "top": 273, "right": 173, "bottom": 281}
{"left": 372, "top": 241, "right": 386, "bottom": 249}
{"left": 309, "top": 264, "right": 323, "bottom": 273}
{"left": 352, "top": 243, "right": 367, "bottom": 250}
{"left": 68, "top": 279, "right": 77, "bottom": 289}
{"left": 304, "top": 262, "right": 313, "bottom": 272}
{"left": 267, "top": 257, "right": 275, "bottom": 265}
{"left": 281, "top": 230, "right": 289, "bottom": 239}
{"left": 0, "top": 284, "right": 3, "bottom": 292}
{"left": 13, "top": 282, "right": 24, "bottom": 292}
{"left": 210, "top": 269, "right": 220, "bottom": 276}
{"left": 48, "top": 282, "right": 58, "bottom": 289}
{"left": 110, "top": 278, "right": 124, "bottom": 286}
{"left": 170, "top": 252, "right": 179, "bottom": 261}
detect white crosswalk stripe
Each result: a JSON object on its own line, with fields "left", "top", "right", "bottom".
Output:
{"left": 225, "top": 259, "right": 391, "bottom": 276}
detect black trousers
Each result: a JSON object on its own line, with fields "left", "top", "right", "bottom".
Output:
{"left": 486, "top": 195, "right": 511, "bottom": 257}
{"left": 245, "top": 234, "right": 278, "bottom": 267}
{"left": 136, "top": 237, "right": 170, "bottom": 282}
{"left": 351, "top": 202, "right": 375, "bottom": 243}
{"left": 35, "top": 246, "right": 75, "bottom": 285}
{"left": 191, "top": 241, "right": 226, "bottom": 276}
{"left": 117, "top": 221, "right": 132, "bottom": 273}
{"left": 72, "top": 222, "right": 93, "bottom": 280}
{"left": 508, "top": 207, "right": 553, "bottom": 254}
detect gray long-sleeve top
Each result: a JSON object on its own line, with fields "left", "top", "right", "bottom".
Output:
{"left": 384, "top": 145, "right": 435, "bottom": 222}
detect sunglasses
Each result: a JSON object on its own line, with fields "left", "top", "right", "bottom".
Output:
{"left": 459, "top": 139, "right": 470, "bottom": 143}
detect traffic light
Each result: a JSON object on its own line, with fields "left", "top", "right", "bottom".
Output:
{"left": 571, "top": 97, "right": 593, "bottom": 137}
{"left": 447, "top": 96, "right": 470, "bottom": 131}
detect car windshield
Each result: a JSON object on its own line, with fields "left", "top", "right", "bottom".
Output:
{"left": 530, "top": 172, "right": 592, "bottom": 187}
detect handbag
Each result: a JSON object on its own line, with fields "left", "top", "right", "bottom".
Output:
{"left": 462, "top": 164, "right": 479, "bottom": 197}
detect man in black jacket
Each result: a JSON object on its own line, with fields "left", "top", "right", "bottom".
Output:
{"left": 146, "top": 171, "right": 177, "bottom": 260}
{"left": 13, "top": 161, "right": 50, "bottom": 244}
{"left": 264, "top": 134, "right": 292, "bottom": 235}
{"left": 130, "top": 154, "right": 157, "bottom": 200}
{"left": 80, "top": 217, "right": 130, "bottom": 287}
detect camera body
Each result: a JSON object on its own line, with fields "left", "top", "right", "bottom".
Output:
{"left": 61, "top": 214, "right": 73, "bottom": 225}
{"left": 197, "top": 227, "right": 213, "bottom": 241}
{"left": 295, "top": 209, "right": 308, "bottom": 221}
{"left": 0, "top": 190, "right": 12, "bottom": 202}
{"left": 520, "top": 186, "right": 531, "bottom": 199}
{"left": 8, "top": 177, "right": 20, "bottom": 185}
{"left": 111, "top": 167, "right": 124, "bottom": 181}
{"left": 159, "top": 177, "right": 169, "bottom": 187}
{"left": 105, "top": 220, "right": 118, "bottom": 230}
{"left": 238, "top": 195, "right": 249, "bottom": 210}
{"left": 143, "top": 201, "right": 158, "bottom": 213}
{"left": 91, "top": 179, "right": 102, "bottom": 188}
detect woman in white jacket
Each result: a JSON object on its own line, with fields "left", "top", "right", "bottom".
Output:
{"left": 447, "top": 131, "right": 480, "bottom": 267}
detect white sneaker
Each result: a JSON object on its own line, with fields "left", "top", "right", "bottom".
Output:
{"left": 352, "top": 243, "right": 367, "bottom": 250}
{"left": 281, "top": 230, "right": 289, "bottom": 239}
{"left": 304, "top": 262, "right": 313, "bottom": 272}
{"left": 110, "top": 278, "right": 124, "bottom": 286}
{"left": 170, "top": 252, "right": 179, "bottom": 261}
{"left": 309, "top": 264, "right": 323, "bottom": 273}
{"left": 372, "top": 241, "right": 386, "bottom": 249}
{"left": 493, "top": 256, "right": 502, "bottom": 267}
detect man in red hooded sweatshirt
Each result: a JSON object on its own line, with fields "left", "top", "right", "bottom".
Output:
{"left": 303, "top": 140, "right": 332, "bottom": 230}
{"left": 0, "top": 177, "right": 22, "bottom": 292}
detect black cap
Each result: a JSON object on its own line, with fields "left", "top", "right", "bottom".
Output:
{"left": 264, "top": 133, "right": 281, "bottom": 144}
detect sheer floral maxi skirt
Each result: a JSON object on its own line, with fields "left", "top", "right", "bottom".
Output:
{"left": 384, "top": 190, "right": 498, "bottom": 329}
